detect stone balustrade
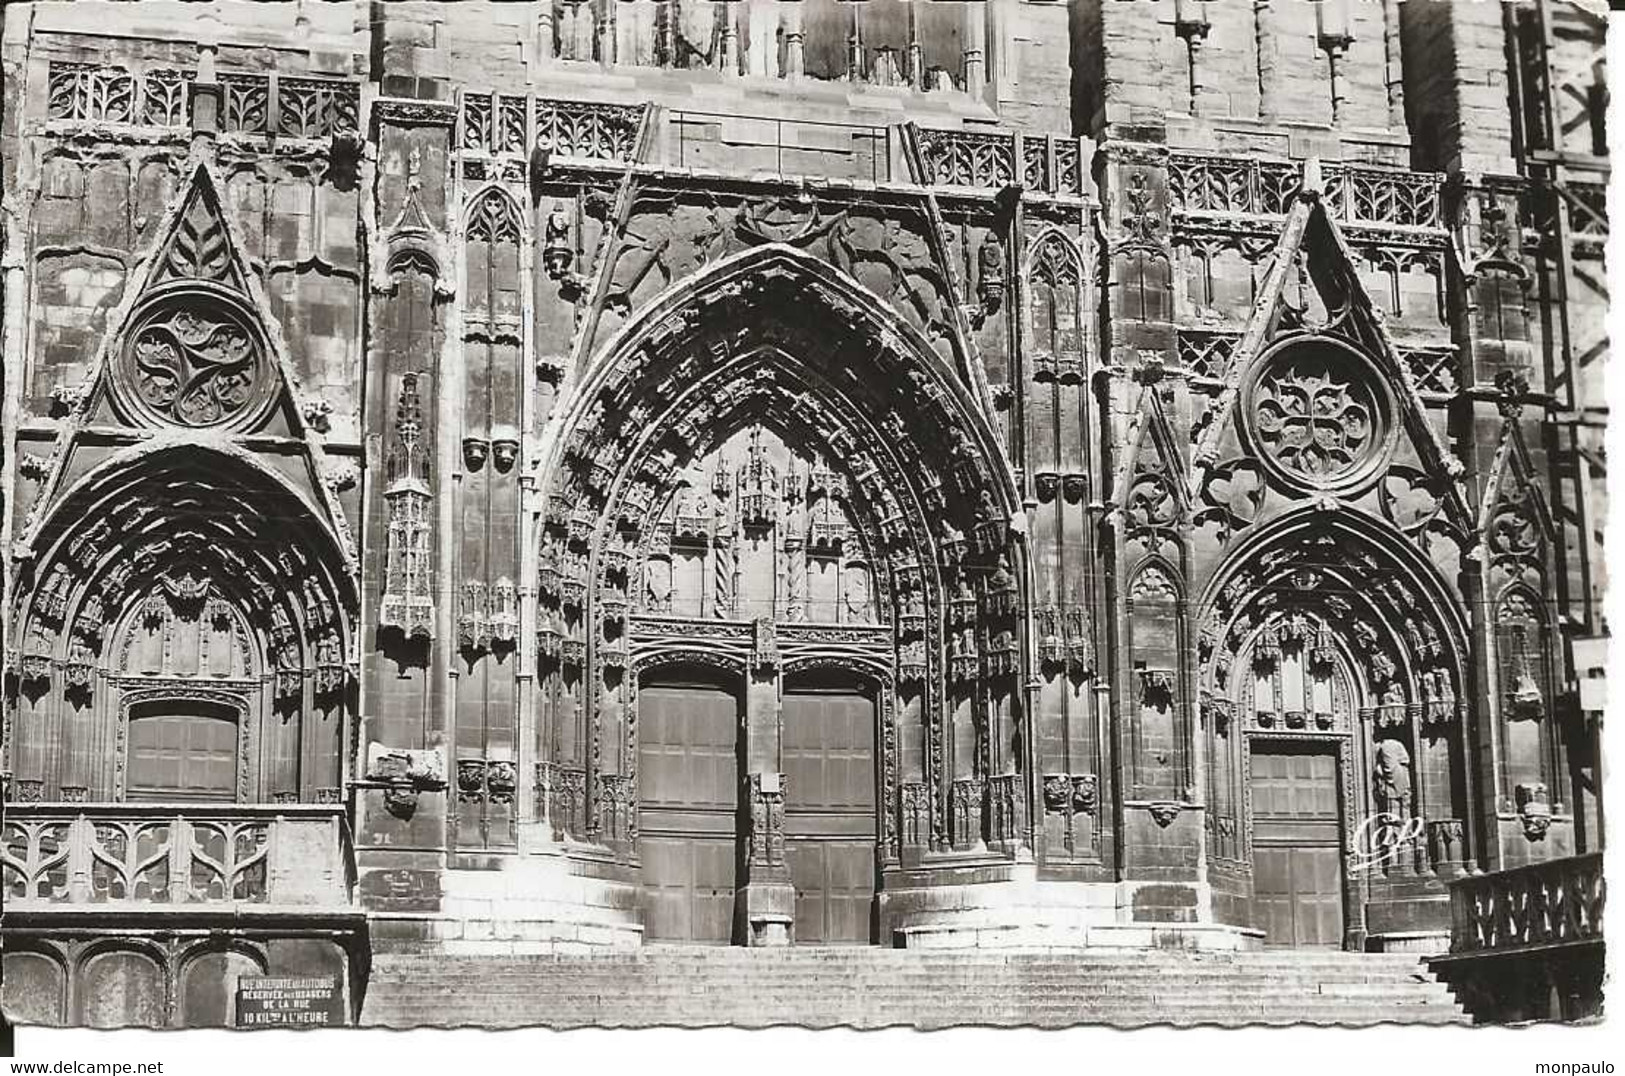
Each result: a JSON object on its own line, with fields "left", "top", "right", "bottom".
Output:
{"left": 1446, "top": 852, "right": 1604, "bottom": 955}
{"left": 1, "top": 803, "right": 355, "bottom": 911}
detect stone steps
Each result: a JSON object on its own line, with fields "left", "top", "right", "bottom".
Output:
{"left": 360, "top": 947, "right": 1469, "bottom": 1028}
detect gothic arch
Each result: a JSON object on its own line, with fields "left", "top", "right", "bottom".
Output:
{"left": 1022, "top": 227, "right": 1089, "bottom": 384}
{"left": 8, "top": 445, "right": 356, "bottom": 804}
{"left": 1196, "top": 503, "right": 1475, "bottom": 880}
{"left": 462, "top": 184, "right": 524, "bottom": 244}
{"left": 535, "top": 243, "right": 1028, "bottom": 855}
{"left": 547, "top": 242, "right": 1017, "bottom": 511}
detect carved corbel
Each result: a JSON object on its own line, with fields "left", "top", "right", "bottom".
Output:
{"left": 1136, "top": 666, "right": 1176, "bottom": 709}
{"left": 362, "top": 743, "right": 448, "bottom": 820}
{"left": 491, "top": 437, "right": 519, "bottom": 472}
{"left": 1147, "top": 801, "right": 1182, "bottom": 827}
{"left": 1515, "top": 782, "right": 1552, "bottom": 841}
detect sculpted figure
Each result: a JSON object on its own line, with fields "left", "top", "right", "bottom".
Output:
{"left": 1373, "top": 738, "right": 1412, "bottom": 818}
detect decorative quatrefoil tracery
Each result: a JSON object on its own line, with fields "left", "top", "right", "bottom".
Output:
{"left": 1242, "top": 337, "right": 1393, "bottom": 494}
{"left": 116, "top": 288, "right": 273, "bottom": 431}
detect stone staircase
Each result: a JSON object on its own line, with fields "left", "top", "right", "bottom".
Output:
{"left": 361, "top": 947, "right": 1470, "bottom": 1029}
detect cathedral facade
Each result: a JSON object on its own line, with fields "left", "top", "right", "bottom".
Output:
{"left": 0, "top": 0, "right": 1608, "bottom": 1027}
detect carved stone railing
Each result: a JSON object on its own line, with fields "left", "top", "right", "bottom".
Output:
{"left": 1447, "top": 853, "right": 1604, "bottom": 956}
{"left": 1169, "top": 153, "right": 1444, "bottom": 231}
{"left": 1169, "top": 154, "right": 1301, "bottom": 217}
{"left": 461, "top": 93, "right": 649, "bottom": 164}
{"left": 1, "top": 804, "right": 354, "bottom": 911}
{"left": 908, "top": 126, "right": 1086, "bottom": 196}
{"left": 45, "top": 61, "right": 358, "bottom": 140}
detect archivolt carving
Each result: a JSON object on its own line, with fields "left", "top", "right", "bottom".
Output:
{"left": 8, "top": 447, "right": 355, "bottom": 799}
{"left": 1199, "top": 509, "right": 1466, "bottom": 745}
{"left": 537, "top": 244, "right": 1019, "bottom": 856}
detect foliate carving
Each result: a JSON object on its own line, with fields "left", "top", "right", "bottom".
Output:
{"left": 1119, "top": 170, "right": 1168, "bottom": 253}
{"left": 47, "top": 62, "right": 135, "bottom": 123}
{"left": 1327, "top": 167, "right": 1441, "bottom": 230}
{"left": 915, "top": 128, "right": 1016, "bottom": 190}
{"left": 122, "top": 299, "right": 269, "bottom": 429}
{"left": 219, "top": 73, "right": 270, "bottom": 134}
{"left": 155, "top": 182, "right": 238, "bottom": 285}
{"left": 143, "top": 69, "right": 194, "bottom": 127}
{"left": 277, "top": 77, "right": 360, "bottom": 139}
{"left": 535, "top": 99, "right": 645, "bottom": 162}
{"left": 463, "top": 92, "right": 528, "bottom": 155}
{"left": 466, "top": 190, "right": 522, "bottom": 245}
{"left": 1169, "top": 154, "right": 1300, "bottom": 217}
{"left": 1252, "top": 350, "right": 1378, "bottom": 482}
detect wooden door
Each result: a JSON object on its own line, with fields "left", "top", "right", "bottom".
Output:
{"left": 782, "top": 688, "right": 877, "bottom": 945}
{"left": 638, "top": 683, "right": 741, "bottom": 944}
{"left": 125, "top": 701, "right": 239, "bottom": 802}
{"left": 1251, "top": 744, "right": 1345, "bottom": 948}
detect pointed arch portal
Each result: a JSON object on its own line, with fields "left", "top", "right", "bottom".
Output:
{"left": 534, "top": 244, "right": 1025, "bottom": 943}
{"left": 1196, "top": 506, "right": 1473, "bottom": 948}
{"left": 8, "top": 445, "right": 357, "bottom": 806}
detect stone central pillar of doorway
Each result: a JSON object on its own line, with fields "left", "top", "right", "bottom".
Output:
{"left": 740, "top": 619, "right": 795, "bottom": 945}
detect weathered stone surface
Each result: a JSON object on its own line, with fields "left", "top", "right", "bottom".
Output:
{"left": 0, "top": 0, "right": 1604, "bottom": 1030}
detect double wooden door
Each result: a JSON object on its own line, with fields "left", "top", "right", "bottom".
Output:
{"left": 636, "top": 680, "right": 878, "bottom": 945}
{"left": 1251, "top": 744, "right": 1347, "bottom": 949}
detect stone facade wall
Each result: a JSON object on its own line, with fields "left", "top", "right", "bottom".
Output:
{"left": 0, "top": 0, "right": 1607, "bottom": 1025}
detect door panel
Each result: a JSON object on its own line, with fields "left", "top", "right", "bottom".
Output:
{"left": 126, "top": 703, "right": 239, "bottom": 802}
{"left": 1251, "top": 744, "right": 1345, "bottom": 949}
{"left": 638, "top": 684, "right": 740, "bottom": 945}
{"left": 783, "top": 690, "right": 877, "bottom": 945}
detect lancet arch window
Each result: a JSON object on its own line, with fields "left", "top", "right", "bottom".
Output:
{"left": 1026, "top": 232, "right": 1086, "bottom": 383}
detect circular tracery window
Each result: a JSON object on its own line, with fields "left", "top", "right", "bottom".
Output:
{"left": 115, "top": 286, "right": 273, "bottom": 430}
{"left": 1241, "top": 336, "right": 1394, "bottom": 493}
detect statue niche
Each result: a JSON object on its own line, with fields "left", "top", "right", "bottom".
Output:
{"left": 636, "top": 424, "right": 879, "bottom": 627}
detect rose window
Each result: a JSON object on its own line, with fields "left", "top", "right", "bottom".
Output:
{"left": 1243, "top": 338, "right": 1392, "bottom": 492}
{"left": 117, "top": 289, "right": 272, "bottom": 430}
